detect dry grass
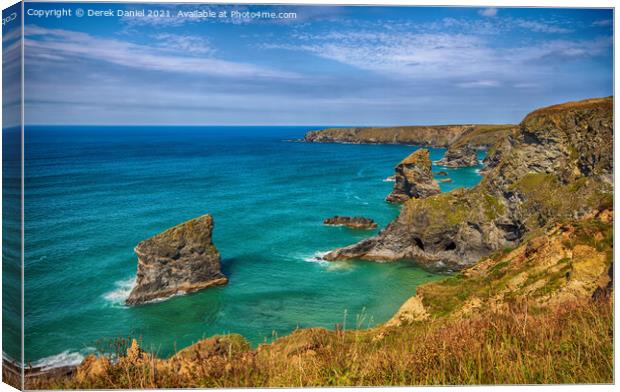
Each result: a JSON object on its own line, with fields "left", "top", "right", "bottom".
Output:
{"left": 29, "top": 296, "right": 613, "bottom": 389}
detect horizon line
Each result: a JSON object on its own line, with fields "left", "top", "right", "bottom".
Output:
{"left": 21, "top": 123, "right": 517, "bottom": 128}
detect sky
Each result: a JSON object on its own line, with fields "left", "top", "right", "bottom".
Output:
{"left": 20, "top": 3, "right": 613, "bottom": 126}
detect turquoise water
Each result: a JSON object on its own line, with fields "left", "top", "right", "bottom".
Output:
{"left": 20, "top": 126, "right": 484, "bottom": 368}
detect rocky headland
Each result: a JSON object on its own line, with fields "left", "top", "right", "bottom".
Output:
{"left": 126, "top": 214, "right": 228, "bottom": 305}
{"left": 323, "top": 97, "right": 613, "bottom": 271}
{"left": 323, "top": 216, "right": 378, "bottom": 230}
{"left": 385, "top": 149, "right": 440, "bottom": 203}
{"left": 304, "top": 124, "right": 514, "bottom": 149}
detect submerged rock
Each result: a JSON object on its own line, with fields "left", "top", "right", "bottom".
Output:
{"left": 438, "top": 178, "right": 452, "bottom": 183}
{"left": 436, "top": 144, "right": 479, "bottom": 167}
{"left": 435, "top": 171, "right": 448, "bottom": 176}
{"left": 324, "top": 216, "right": 378, "bottom": 230}
{"left": 385, "top": 149, "right": 441, "bottom": 203}
{"left": 324, "top": 97, "right": 613, "bottom": 271}
{"left": 126, "top": 214, "right": 228, "bottom": 305}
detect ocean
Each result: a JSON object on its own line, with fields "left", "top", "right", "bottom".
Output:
{"left": 13, "top": 126, "right": 484, "bottom": 368}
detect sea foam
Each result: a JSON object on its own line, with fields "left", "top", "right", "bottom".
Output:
{"left": 30, "top": 348, "right": 94, "bottom": 370}
{"left": 303, "top": 251, "right": 329, "bottom": 263}
{"left": 103, "top": 277, "right": 135, "bottom": 305}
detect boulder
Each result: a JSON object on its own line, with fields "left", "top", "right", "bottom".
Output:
{"left": 323, "top": 216, "right": 378, "bottom": 230}
{"left": 126, "top": 214, "right": 228, "bottom": 305}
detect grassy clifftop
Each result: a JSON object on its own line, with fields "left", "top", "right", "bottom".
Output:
{"left": 304, "top": 124, "right": 514, "bottom": 148}
{"left": 449, "top": 124, "right": 516, "bottom": 149}
{"left": 28, "top": 211, "right": 613, "bottom": 388}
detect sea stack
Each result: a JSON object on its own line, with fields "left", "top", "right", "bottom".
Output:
{"left": 436, "top": 144, "right": 479, "bottom": 167}
{"left": 385, "top": 149, "right": 441, "bottom": 203}
{"left": 126, "top": 214, "right": 228, "bottom": 305}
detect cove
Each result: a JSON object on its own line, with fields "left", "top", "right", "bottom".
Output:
{"left": 21, "top": 126, "right": 484, "bottom": 369}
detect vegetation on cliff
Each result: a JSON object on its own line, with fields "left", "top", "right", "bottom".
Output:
{"left": 449, "top": 124, "right": 515, "bottom": 149}
{"left": 304, "top": 124, "right": 514, "bottom": 148}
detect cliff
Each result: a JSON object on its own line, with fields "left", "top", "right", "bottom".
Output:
{"left": 304, "top": 124, "right": 514, "bottom": 148}
{"left": 324, "top": 97, "right": 613, "bottom": 271}
{"left": 126, "top": 214, "right": 228, "bottom": 305}
{"left": 385, "top": 149, "right": 440, "bottom": 203}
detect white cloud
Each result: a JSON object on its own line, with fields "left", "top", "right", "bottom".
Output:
{"left": 153, "top": 33, "right": 214, "bottom": 55}
{"left": 593, "top": 19, "right": 613, "bottom": 27}
{"left": 25, "top": 25, "right": 297, "bottom": 80}
{"left": 457, "top": 80, "right": 500, "bottom": 88}
{"left": 514, "top": 20, "right": 572, "bottom": 34}
{"left": 266, "top": 32, "right": 499, "bottom": 79}
{"left": 478, "top": 8, "right": 498, "bottom": 17}
{"left": 266, "top": 28, "right": 610, "bottom": 84}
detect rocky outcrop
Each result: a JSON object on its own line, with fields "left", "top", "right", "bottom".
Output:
{"left": 324, "top": 97, "right": 613, "bottom": 271}
{"left": 385, "top": 149, "right": 441, "bottom": 203}
{"left": 390, "top": 210, "right": 613, "bottom": 325}
{"left": 304, "top": 124, "right": 514, "bottom": 149}
{"left": 126, "top": 214, "right": 228, "bottom": 305}
{"left": 436, "top": 144, "right": 479, "bottom": 167}
{"left": 323, "top": 216, "right": 377, "bottom": 229}
{"left": 480, "top": 134, "right": 513, "bottom": 175}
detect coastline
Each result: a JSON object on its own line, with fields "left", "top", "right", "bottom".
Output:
{"left": 19, "top": 97, "right": 615, "bottom": 387}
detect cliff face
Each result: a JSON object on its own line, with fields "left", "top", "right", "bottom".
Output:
{"left": 304, "top": 124, "right": 514, "bottom": 148}
{"left": 304, "top": 126, "right": 466, "bottom": 147}
{"left": 324, "top": 97, "right": 613, "bottom": 271}
{"left": 126, "top": 214, "right": 228, "bottom": 305}
{"left": 389, "top": 210, "right": 613, "bottom": 324}
{"left": 385, "top": 149, "right": 440, "bottom": 203}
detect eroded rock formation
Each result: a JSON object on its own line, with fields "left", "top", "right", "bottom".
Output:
{"left": 126, "top": 214, "right": 228, "bottom": 305}
{"left": 385, "top": 149, "right": 441, "bottom": 203}
{"left": 436, "top": 144, "right": 479, "bottom": 167}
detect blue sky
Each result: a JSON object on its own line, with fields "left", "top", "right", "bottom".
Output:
{"left": 23, "top": 3, "right": 613, "bottom": 125}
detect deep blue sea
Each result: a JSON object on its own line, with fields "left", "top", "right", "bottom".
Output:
{"left": 17, "top": 126, "right": 484, "bottom": 368}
